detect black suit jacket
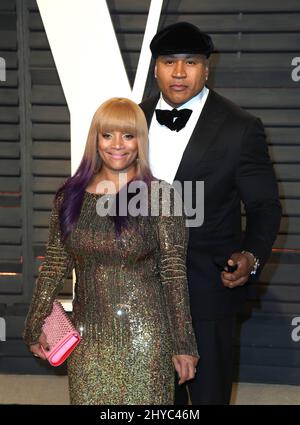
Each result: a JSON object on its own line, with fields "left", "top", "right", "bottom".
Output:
{"left": 140, "top": 89, "right": 281, "bottom": 320}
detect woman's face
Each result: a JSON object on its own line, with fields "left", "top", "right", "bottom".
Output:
{"left": 98, "top": 130, "right": 138, "bottom": 173}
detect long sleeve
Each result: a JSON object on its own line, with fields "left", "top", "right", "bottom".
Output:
{"left": 236, "top": 117, "right": 282, "bottom": 269}
{"left": 23, "top": 197, "right": 74, "bottom": 346}
{"left": 157, "top": 183, "right": 199, "bottom": 357}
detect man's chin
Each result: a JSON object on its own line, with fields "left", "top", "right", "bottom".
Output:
{"left": 166, "top": 94, "right": 192, "bottom": 107}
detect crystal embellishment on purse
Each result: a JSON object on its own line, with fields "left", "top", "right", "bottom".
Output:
{"left": 41, "top": 300, "right": 81, "bottom": 367}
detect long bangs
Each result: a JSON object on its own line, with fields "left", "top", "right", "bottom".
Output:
{"left": 97, "top": 100, "right": 138, "bottom": 136}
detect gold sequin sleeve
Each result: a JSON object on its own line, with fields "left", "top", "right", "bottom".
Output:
{"left": 23, "top": 197, "right": 74, "bottom": 346}
{"left": 157, "top": 185, "right": 199, "bottom": 358}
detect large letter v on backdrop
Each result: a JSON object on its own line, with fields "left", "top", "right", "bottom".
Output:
{"left": 36, "top": 0, "right": 163, "bottom": 172}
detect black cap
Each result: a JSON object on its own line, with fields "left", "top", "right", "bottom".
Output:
{"left": 150, "top": 22, "right": 214, "bottom": 59}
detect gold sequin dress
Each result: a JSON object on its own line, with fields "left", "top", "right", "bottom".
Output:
{"left": 23, "top": 183, "right": 199, "bottom": 405}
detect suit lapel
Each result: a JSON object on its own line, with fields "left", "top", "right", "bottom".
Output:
{"left": 140, "top": 90, "right": 228, "bottom": 181}
{"left": 175, "top": 90, "right": 228, "bottom": 181}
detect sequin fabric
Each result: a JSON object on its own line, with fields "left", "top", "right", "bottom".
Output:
{"left": 23, "top": 182, "right": 199, "bottom": 405}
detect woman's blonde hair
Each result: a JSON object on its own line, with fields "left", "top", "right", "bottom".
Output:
{"left": 83, "top": 97, "right": 150, "bottom": 177}
{"left": 56, "top": 97, "right": 153, "bottom": 240}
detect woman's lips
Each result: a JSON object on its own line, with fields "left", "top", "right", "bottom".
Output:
{"left": 107, "top": 152, "right": 128, "bottom": 159}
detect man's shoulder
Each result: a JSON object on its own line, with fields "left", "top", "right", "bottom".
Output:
{"left": 139, "top": 93, "right": 159, "bottom": 111}
{"left": 209, "top": 89, "right": 258, "bottom": 124}
{"left": 139, "top": 94, "right": 159, "bottom": 127}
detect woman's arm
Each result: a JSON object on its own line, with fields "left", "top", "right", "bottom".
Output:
{"left": 23, "top": 196, "right": 74, "bottom": 347}
{"left": 157, "top": 183, "right": 199, "bottom": 382}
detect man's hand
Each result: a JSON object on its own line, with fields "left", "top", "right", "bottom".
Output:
{"left": 172, "top": 354, "right": 199, "bottom": 385}
{"left": 221, "top": 252, "right": 255, "bottom": 288}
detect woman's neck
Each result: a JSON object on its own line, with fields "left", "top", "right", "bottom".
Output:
{"left": 94, "top": 165, "right": 138, "bottom": 194}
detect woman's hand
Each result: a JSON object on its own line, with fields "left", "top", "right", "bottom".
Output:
{"left": 29, "top": 332, "right": 50, "bottom": 361}
{"left": 172, "top": 354, "right": 199, "bottom": 385}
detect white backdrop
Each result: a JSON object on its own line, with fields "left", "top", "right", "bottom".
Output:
{"left": 37, "top": 0, "right": 163, "bottom": 173}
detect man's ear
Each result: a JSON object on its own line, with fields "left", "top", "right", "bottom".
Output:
{"left": 154, "top": 64, "right": 157, "bottom": 78}
{"left": 205, "top": 60, "right": 209, "bottom": 80}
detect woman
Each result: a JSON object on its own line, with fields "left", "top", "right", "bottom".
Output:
{"left": 23, "top": 97, "right": 199, "bottom": 405}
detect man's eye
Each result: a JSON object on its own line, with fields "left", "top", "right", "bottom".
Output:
{"left": 165, "top": 60, "right": 174, "bottom": 65}
{"left": 186, "top": 60, "right": 196, "bottom": 65}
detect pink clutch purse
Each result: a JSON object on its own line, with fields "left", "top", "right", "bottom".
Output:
{"left": 41, "top": 300, "right": 81, "bottom": 367}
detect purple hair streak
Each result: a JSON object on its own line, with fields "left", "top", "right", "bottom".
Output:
{"left": 55, "top": 158, "right": 94, "bottom": 242}
{"left": 55, "top": 160, "right": 156, "bottom": 242}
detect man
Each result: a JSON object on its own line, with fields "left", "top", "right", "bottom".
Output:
{"left": 140, "top": 22, "right": 281, "bottom": 405}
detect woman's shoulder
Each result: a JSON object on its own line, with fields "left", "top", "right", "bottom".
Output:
{"left": 149, "top": 179, "right": 176, "bottom": 192}
{"left": 149, "top": 179, "right": 183, "bottom": 199}
{"left": 148, "top": 179, "right": 184, "bottom": 217}
{"left": 148, "top": 179, "right": 173, "bottom": 201}
{"left": 53, "top": 177, "right": 70, "bottom": 209}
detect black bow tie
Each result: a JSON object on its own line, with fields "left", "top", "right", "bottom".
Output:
{"left": 155, "top": 108, "right": 192, "bottom": 132}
